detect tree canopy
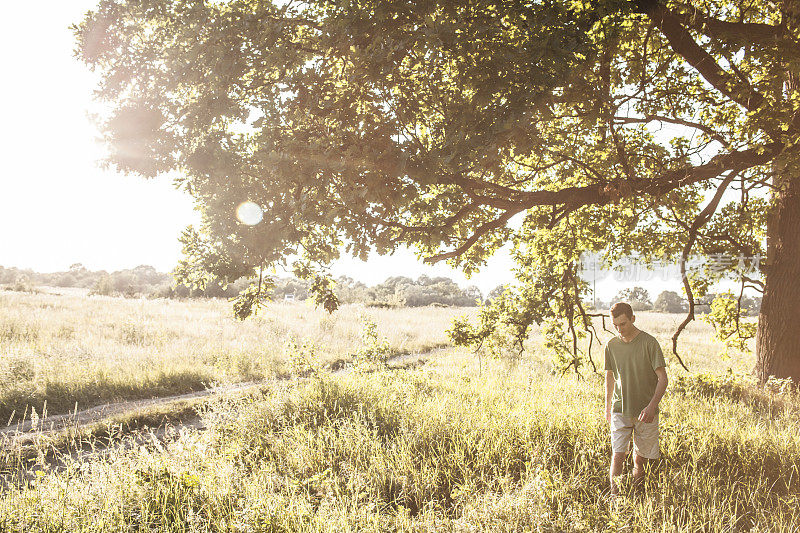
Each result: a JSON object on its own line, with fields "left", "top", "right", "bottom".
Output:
{"left": 653, "top": 290, "right": 687, "bottom": 314}
{"left": 615, "top": 287, "right": 652, "bottom": 311}
{"left": 75, "top": 0, "right": 800, "bottom": 381}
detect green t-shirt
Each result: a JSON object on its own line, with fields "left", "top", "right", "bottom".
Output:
{"left": 604, "top": 331, "right": 667, "bottom": 418}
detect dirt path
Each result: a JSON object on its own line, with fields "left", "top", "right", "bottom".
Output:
{"left": 0, "top": 381, "right": 257, "bottom": 439}
{"left": 0, "top": 349, "right": 440, "bottom": 487}
{"left": 0, "top": 349, "right": 439, "bottom": 449}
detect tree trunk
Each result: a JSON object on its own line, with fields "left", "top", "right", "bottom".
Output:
{"left": 756, "top": 175, "right": 800, "bottom": 384}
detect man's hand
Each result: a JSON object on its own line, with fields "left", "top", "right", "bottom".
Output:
{"left": 605, "top": 406, "right": 612, "bottom": 423}
{"left": 638, "top": 404, "right": 656, "bottom": 423}
{"left": 639, "top": 367, "right": 667, "bottom": 424}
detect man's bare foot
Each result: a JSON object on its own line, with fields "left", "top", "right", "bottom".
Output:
{"left": 602, "top": 489, "right": 623, "bottom": 509}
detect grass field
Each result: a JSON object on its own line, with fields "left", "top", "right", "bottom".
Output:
{"left": 1, "top": 289, "right": 797, "bottom": 532}
{"left": 0, "top": 289, "right": 462, "bottom": 424}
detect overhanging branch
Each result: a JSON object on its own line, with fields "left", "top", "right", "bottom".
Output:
{"left": 422, "top": 142, "right": 783, "bottom": 266}
{"left": 424, "top": 208, "right": 521, "bottom": 263}
{"left": 644, "top": 2, "right": 768, "bottom": 112}
{"left": 668, "top": 7, "right": 799, "bottom": 56}
{"left": 515, "top": 142, "right": 782, "bottom": 208}
{"left": 672, "top": 170, "right": 740, "bottom": 370}
{"left": 614, "top": 114, "right": 729, "bottom": 146}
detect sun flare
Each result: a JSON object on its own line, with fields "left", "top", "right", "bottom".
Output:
{"left": 236, "top": 201, "right": 263, "bottom": 226}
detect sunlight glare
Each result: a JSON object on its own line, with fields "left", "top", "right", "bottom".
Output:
{"left": 236, "top": 201, "right": 263, "bottom": 225}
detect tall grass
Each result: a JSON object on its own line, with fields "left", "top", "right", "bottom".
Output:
{"left": 0, "top": 290, "right": 466, "bottom": 422}
{"left": 1, "top": 289, "right": 789, "bottom": 532}
{"left": 0, "top": 351, "right": 797, "bottom": 531}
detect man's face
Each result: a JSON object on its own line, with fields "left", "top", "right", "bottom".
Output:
{"left": 612, "top": 313, "right": 636, "bottom": 337}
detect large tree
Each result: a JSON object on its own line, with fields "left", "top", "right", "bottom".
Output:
{"left": 75, "top": 0, "right": 800, "bottom": 382}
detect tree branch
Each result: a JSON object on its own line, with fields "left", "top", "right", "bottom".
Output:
{"left": 424, "top": 208, "right": 521, "bottom": 263}
{"left": 614, "top": 114, "right": 729, "bottom": 146}
{"left": 515, "top": 142, "right": 782, "bottom": 209}
{"left": 668, "top": 6, "right": 799, "bottom": 55}
{"left": 672, "top": 170, "right": 739, "bottom": 370}
{"left": 645, "top": 2, "right": 768, "bottom": 112}
{"left": 423, "top": 143, "right": 783, "bottom": 266}
{"left": 448, "top": 173, "right": 532, "bottom": 206}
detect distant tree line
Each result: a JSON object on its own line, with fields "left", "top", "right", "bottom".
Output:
{"left": 0, "top": 263, "right": 241, "bottom": 298}
{"left": 2, "top": 265, "right": 762, "bottom": 314}
{"left": 587, "top": 286, "right": 762, "bottom": 316}
{"left": 334, "top": 275, "right": 482, "bottom": 307}
{"left": 0, "top": 265, "right": 484, "bottom": 307}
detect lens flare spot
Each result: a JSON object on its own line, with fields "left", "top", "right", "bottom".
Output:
{"left": 236, "top": 201, "right": 263, "bottom": 225}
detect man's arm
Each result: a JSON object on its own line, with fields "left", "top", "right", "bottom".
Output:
{"left": 605, "top": 370, "right": 615, "bottom": 422}
{"left": 639, "top": 366, "right": 668, "bottom": 423}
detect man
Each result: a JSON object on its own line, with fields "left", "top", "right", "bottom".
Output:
{"left": 604, "top": 302, "right": 668, "bottom": 496}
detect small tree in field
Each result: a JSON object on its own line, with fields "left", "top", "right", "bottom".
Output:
{"left": 615, "top": 287, "right": 653, "bottom": 312}
{"left": 654, "top": 291, "right": 689, "bottom": 314}
{"left": 354, "top": 318, "right": 391, "bottom": 370}
{"left": 89, "top": 274, "right": 114, "bottom": 297}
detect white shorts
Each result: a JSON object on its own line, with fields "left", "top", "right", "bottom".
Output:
{"left": 610, "top": 412, "right": 660, "bottom": 459}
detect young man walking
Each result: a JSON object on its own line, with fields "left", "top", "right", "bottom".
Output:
{"left": 604, "top": 302, "right": 668, "bottom": 496}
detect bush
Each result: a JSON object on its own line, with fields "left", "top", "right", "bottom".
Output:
{"left": 54, "top": 273, "right": 77, "bottom": 288}
{"left": 147, "top": 284, "right": 174, "bottom": 299}
{"left": 4, "top": 276, "right": 39, "bottom": 294}
{"left": 89, "top": 275, "right": 115, "bottom": 296}
{"left": 353, "top": 318, "right": 392, "bottom": 369}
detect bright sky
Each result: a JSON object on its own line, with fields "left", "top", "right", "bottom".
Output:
{"left": 0, "top": 2, "right": 694, "bottom": 300}
{"left": 0, "top": 2, "right": 198, "bottom": 275}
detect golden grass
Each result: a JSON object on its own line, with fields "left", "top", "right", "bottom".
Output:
{"left": 0, "top": 289, "right": 472, "bottom": 423}
{"left": 0, "top": 349, "right": 797, "bottom": 531}
{"left": 0, "top": 289, "right": 789, "bottom": 532}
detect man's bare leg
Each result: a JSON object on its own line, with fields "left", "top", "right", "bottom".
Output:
{"left": 632, "top": 454, "right": 648, "bottom": 488}
{"left": 609, "top": 451, "right": 627, "bottom": 495}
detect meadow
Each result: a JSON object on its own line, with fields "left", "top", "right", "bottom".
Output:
{"left": 0, "top": 288, "right": 460, "bottom": 424}
{"left": 0, "top": 288, "right": 797, "bottom": 532}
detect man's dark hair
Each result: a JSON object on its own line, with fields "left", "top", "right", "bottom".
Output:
{"left": 610, "top": 302, "right": 634, "bottom": 319}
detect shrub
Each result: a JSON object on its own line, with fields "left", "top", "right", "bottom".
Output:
{"left": 4, "top": 276, "right": 39, "bottom": 294}
{"left": 89, "top": 275, "right": 115, "bottom": 296}
{"left": 353, "top": 318, "right": 391, "bottom": 369}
